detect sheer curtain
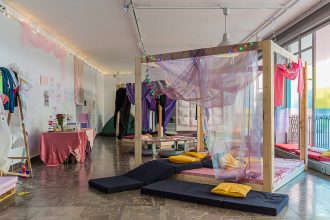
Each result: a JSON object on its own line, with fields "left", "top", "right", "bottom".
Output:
{"left": 147, "top": 50, "right": 263, "bottom": 181}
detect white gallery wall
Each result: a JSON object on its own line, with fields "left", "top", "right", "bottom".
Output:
{"left": 0, "top": 14, "right": 105, "bottom": 157}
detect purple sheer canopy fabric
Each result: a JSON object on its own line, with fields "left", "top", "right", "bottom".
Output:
{"left": 126, "top": 83, "right": 176, "bottom": 131}
{"left": 147, "top": 50, "right": 263, "bottom": 182}
{"left": 147, "top": 51, "right": 259, "bottom": 108}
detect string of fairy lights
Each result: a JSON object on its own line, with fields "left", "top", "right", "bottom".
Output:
{"left": 0, "top": 2, "right": 108, "bottom": 75}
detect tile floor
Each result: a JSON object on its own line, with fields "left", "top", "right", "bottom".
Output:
{"left": 1, "top": 137, "right": 330, "bottom": 220}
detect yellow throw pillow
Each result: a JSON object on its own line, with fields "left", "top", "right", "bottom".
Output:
{"left": 222, "top": 154, "right": 240, "bottom": 170}
{"left": 321, "top": 151, "right": 330, "bottom": 157}
{"left": 211, "top": 183, "right": 252, "bottom": 198}
{"left": 169, "top": 155, "right": 201, "bottom": 164}
{"left": 183, "top": 152, "right": 208, "bottom": 159}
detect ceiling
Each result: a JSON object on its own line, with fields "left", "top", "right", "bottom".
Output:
{"left": 4, "top": 0, "right": 320, "bottom": 74}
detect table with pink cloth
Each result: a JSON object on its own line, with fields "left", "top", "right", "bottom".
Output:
{"left": 40, "top": 128, "right": 95, "bottom": 166}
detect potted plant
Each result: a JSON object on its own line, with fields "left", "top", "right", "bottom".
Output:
{"left": 56, "top": 114, "right": 66, "bottom": 131}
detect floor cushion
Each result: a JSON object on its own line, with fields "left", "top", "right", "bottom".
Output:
{"left": 155, "top": 159, "right": 203, "bottom": 173}
{"left": 201, "top": 156, "right": 213, "bottom": 168}
{"left": 168, "top": 155, "right": 201, "bottom": 164}
{"left": 88, "top": 175, "right": 144, "bottom": 194}
{"left": 124, "top": 160, "right": 175, "bottom": 185}
{"left": 141, "top": 179, "right": 289, "bottom": 216}
{"left": 294, "top": 149, "right": 330, "bottom": 161}
{"left": 129, "top": 148, "right": 154, "bottom": 156}
{"left": 183, "top": 152, "right": 208, "bottom": 159}
{"left": 158, "top": 149, "right": 183, "bottom": 158}
{"left": 211, "top": 183, "right": 252, "bottom": 198}
{"left": 275, "top": 144, "right": 299, "bottom": 152}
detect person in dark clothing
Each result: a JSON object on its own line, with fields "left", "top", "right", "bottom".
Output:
{"left": 113, "top": 88, "right": 126, "bottom": 128}
{"left": 117, "top": 94, "right": 131, "bottom": 140}
{"left": 113, "top": 87, "right": 132, "bottom": 140}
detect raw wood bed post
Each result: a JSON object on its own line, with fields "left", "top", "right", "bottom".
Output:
{"left": 262, "top": 40, "right": 275, "bottom": 193}
{"left": 299, "top": 62, "right": 308, "bottom": 170}
{"left": 135, "top": 57, "right": 143, "bottom": 166}
{"left": 115, "top": 84, "right": 120, "bottom": 141}
{"left": 158, "top": 103, "right": 163, "bottom": 137}
{"left": 197, "top": 106, "right": 204, "bottom": 152}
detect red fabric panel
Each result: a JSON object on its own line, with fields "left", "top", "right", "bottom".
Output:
{"left": 294, "top": 149, "right": 330, "bottom": 161}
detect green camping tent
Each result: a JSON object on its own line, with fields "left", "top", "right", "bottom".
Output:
{"left": 100, "top": 114, "right": 135, "bottom": 136}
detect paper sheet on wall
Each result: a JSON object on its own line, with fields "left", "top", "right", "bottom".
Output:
{"left": 40, "top": 75, "right": 49, "bottom": 86}
{"left": 44, "top": 90, "right": 49, "bottom": 107}
{"left": 55, "top": 83, "right": 62, "bottom": 103}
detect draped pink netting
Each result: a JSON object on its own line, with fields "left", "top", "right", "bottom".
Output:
{"left": 147, "top": 50, "right": 263, "bottom": 181}
{"left": 21, "top": 22, "right": 67, "bottom": 79}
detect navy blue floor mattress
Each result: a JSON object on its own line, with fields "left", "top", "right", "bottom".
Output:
{"left": 141, "top": 179, "right": 288, "bottom": 216}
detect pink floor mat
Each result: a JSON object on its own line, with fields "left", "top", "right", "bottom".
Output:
{"left": 180, "top": 158, "right": 304, "bottom": 185}
{"left": 0, "top": 176, "right": 18, "bottom": 196}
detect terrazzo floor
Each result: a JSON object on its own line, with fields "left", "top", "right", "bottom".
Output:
{"left": 1, "top": 137, "right": 330, "bottom": 220}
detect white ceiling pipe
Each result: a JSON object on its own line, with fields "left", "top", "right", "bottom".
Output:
{"left": 132, "top": 5, "right": 286, "bottom": 10}
{"left": 242, "top": 0, "right": 301, "bottom": 42}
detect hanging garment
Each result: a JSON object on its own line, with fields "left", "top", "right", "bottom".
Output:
{"left": 126, "top": 83, "right": 155, "bottom": 131}
{"left": 126, "top": 83, "right": 176, "bottom": 132}
{"left": 274, "top": 59, "right": 303, "bottom": 106}
{"left": 0, "top": 70, "right": 3, "bottom": 94}
{"left": 1, "top": 67, "right": 15, "bottom": 113}
{"left": 0, "top": 100, "right": 12, "bottom": 171}
{"left": 8, "top": 69, "right": 19, "bottom": 90}
{"left": 14, "top": 68, "right": 33, "bottom": 116}
{"left": 0, "top": 94, "right": 9, "bottom": 105}
{"left": 12, "top": 71, "right": 20, "bottom": 107}
{"left": 113, "top": 88, "right": 126, "bottom": 128}
{"left": 118, "top": 94, "right": 131, "bottom": 140}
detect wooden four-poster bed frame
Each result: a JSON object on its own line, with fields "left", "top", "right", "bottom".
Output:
{"left": 133, "top": 40, "right": 308, "bottom": 193}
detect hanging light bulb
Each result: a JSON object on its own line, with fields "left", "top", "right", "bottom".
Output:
{"left": 218, "top": 8, "right": 231, "bottom": 46}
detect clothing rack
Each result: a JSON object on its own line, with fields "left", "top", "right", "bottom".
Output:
{"left": 0, "top": 76, "right": 33, "bottom": 178}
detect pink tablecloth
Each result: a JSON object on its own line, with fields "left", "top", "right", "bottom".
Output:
{"left": 81, "top": 128, "right": 96, "bottom": 148}
{"left": 40, "top": 129, "right": 94, "bottom": 166}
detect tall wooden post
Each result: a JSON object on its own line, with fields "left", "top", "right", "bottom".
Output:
{"left": 157, "top": 103, "right": 163, "bottom": 137}
{"left": 299, "top": 63, "right": 308, "bottom": 170}
{"left": 134, "top": 57, "right": 142, "bottom": 166}
{"left": 262, "top": 40, "right": 275, "bottom": 192}
{"left": 18, "top": 96, "right": 33, "bottom": 177}
{"left": 197, "top": 106, "right": 204, "bottom": 151}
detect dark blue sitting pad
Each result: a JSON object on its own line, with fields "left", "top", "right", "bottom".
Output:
{"left": 89, "top": 161, "right": 175, "bottom": 194}
{"left": 124, "top": 161, "right": 175, "bottom": 185}
{"left": 155, "top": 159, "right": 203, "bottom": 173}
{"left": 201, "top": 156, "right": 213, "bottom": 168}
{"left": 141, "top": 179, "right": 288, "bottom": 216}
{"left": 129, "top": 148, "right": 155, "bottom": 156}
{"left": 89, "top": 175, "right": 144, "bottom": 194}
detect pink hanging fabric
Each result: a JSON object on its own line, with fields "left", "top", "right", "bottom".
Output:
{"left": 0, "top": 94, "right": 9, "bottom": 105}
{"left": 274, "top": 59, "right": 303, "bottom": 106}
{"left": 20, "top": 22, "right": 67, "bottom": 79}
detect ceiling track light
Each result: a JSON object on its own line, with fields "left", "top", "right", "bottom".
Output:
{"left": 218, "top": 8, "right": 231, "bottom": 46}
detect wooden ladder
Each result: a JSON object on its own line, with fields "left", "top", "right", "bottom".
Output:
{"left": 1, "top": 95, "right": 33, "bottom": 178}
